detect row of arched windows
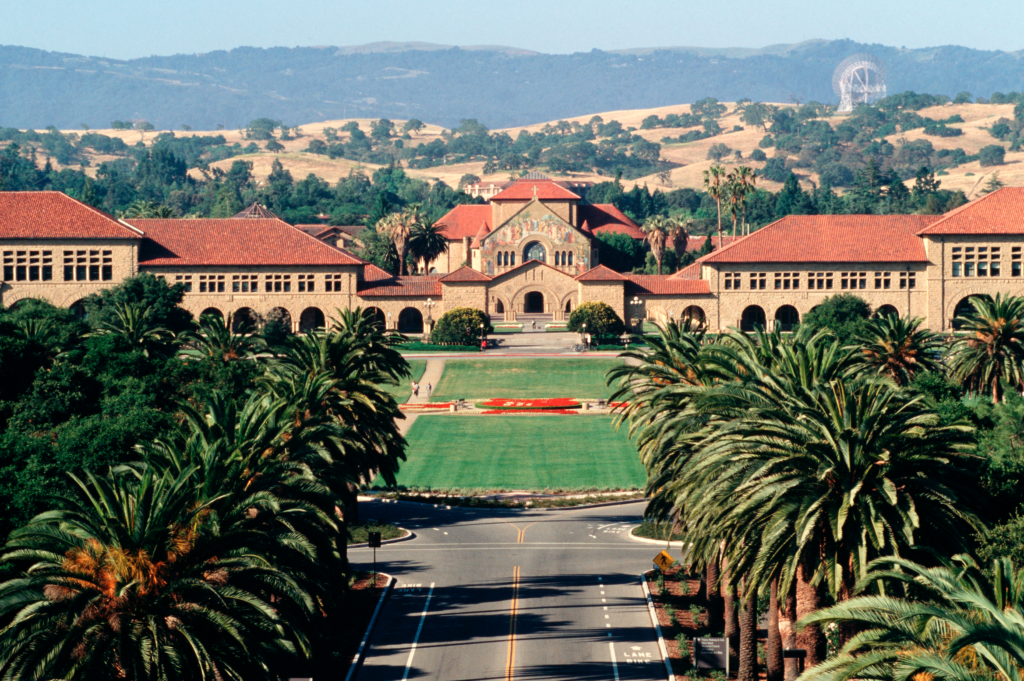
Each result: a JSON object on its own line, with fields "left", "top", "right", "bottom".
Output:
{"left": 554, "top": 251, "right": 573, "bottom": 267}
{"left": 497, "top": 251, "right": 517, "bottom": 267}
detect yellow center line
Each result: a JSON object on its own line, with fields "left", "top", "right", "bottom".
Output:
{"left": 518, "top": 522, "right": 538, "bottom": 544}
{"left": 506, "top": 565, "right": 520, "bottom": 681}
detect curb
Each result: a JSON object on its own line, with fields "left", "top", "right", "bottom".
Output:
{"left": 628, "top": 527, "right": 689, "bottom": 549}
{"left": 348, "top": 529, "right": 415, "bottom": 549}
{"left": 642, "top": 570, "right": 677, "bottom": 681}
{"left": 361, "top": 494, "right": 645, "bottom": 511}
{"left": 344, "top": 572, "right": 395, "bottom": 681}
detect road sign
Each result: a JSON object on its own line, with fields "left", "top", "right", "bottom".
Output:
{"left": 653, "top": 550, "right": 675, "bottom": 571}
{"left": 694, "top": 637, "right": 730, "bottom": 674}
{"left": 368, "top": 532, "right": 382, "bottom": 548}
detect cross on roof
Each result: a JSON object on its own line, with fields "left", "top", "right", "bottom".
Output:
{"left": 532, "top": 185, "right": 538, "bottom": 198}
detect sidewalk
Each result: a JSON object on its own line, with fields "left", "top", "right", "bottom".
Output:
{"left": 406, "top": 358, "right": 445, "bottom": 404}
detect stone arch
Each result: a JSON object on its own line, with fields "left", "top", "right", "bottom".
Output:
{"left": 200, "top": 307, "right": 223, "bottom": 321}
{"left": 7, "top": 297, "right": 49, "bottom": 311}
{"left": 398, "top": 307, "right": 424, "bottom": 334}
{"left": 950, "top": 295, "right": 990, "bottom": 330}
{"left": 523, "top": 240, "right": 547, "bottom": 264}
{"left": 524, "top": 291, "right": 545, "bottom": 314}
{"left": 741, "top": 305, "right": 766, "bottom": 332}
{"left": 682, "top": 305, "right": 706, "bottom": 325}
{"left": 299, "top": 307, "right": 326, "bottom": 333}
{"left": 232, "top": 307, "right": 259, "bottom": 332}
{"left": 364, "top": 306, "right": 386, "bottom": 330}
{"left": 68, "top": 299, "right": 88, "bottom": 320}
{"left": 266, "top": 306, "right": 293, "bottom": 332}
{"left": 564, "top": 299, "right": 572, "bottom": 314}
{"left": 508, "top": 281, "right": 562, "bottom": 318}
{"left": 775, "top": 304, "right": 800, "bottom": 332}
{"left": 495, "top": 299, "right": 505, "bottom": 314}
{"left": 875, "top": 304, "right": 899, "bottom": 319}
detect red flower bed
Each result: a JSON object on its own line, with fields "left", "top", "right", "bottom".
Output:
{"left": 400, "top": 403, "right": 453, "bottom": 410}
{"left": 478, "top": 398, "right": 582, "bottom": 410}
{"left": 481, "top": 409, "right": 579, "bottom": 415}
{"left": 608, "top": 401, "right": 630, "bottom": 409}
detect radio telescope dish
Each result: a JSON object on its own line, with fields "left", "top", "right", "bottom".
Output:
{"left": 832, "top": 54, "right": 887, "bottom": 113}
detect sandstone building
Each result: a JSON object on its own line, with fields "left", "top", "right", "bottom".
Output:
{"left": 2, "top": 181, "right": 1024, "bottom": 335}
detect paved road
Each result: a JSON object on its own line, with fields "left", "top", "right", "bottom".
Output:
{"left": 350, "top": 499, "right": 669, "bottom": 681}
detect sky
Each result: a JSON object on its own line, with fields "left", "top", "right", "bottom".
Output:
{"left": 2, "top": 0, "right": 1022, "bottom": 59}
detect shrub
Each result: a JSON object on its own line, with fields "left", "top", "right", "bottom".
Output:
{"left": 567, "top": 302, "right": 625, "bottom": 339}
{"left": 749, "top": 148, "right": 767, "bottom": 162}
{"left": 802, "top": 293, "right": 871, "bottom": 339}
{"left": 818, "top": 162, "right": 854, "bottom": 187}
{"left": 980, "top": 144, "right": 1007, "bottom": 167}
{"left": 429, "top": 307, "right": 493, "bottom": 346}
{"left": 761, "top": 157, "right": 789, "bottom": 182}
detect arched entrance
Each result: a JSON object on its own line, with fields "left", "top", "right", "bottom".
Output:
{"left": 741, "top": 305, "right": 766, "bottom": 332}
{"left": 398, "top": 307, "right": 424, "bottom": 334}
{"left": 524, "top": 291, "right": 545, "bottom": 314}
{"left": 564, "top": 300, "right": 572, "bottom": 314}
{"left": 875, "top": 304, "right": 899, "bottom": 319}
{"left": 267, "top": 307, "right": 292, "bottom": 328}
{"left": 365, "top": 307, "right": 386, "bottom": 329}
{"left": 232, "top": 307, "right": 259, "bottom": 332}
{"left": 952, "top": 296, "right": 984, "bottom": 330}
{"left": 299, "top": 307, "right": 326, "bottom": 333}
{"left": 495, "top": 300, "right": 505, "bottom": 314}
{"left": 775, "top": 305, "right": 799, "bottom": 332}
{"left": 682, "top": 305, "right": 706, "bottom": 325}
{"left": 524, "top": 241, "right": 546, "bottom": 263}
{"left": 68, "top": 299, "right": 87, "bottom": 320}
{"left": 200, "top": 307, "right": 223, "bottom": 321}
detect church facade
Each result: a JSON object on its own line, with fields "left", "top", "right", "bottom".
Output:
{"left": 3, "top": 181, "right": 1024, "bottom": 335}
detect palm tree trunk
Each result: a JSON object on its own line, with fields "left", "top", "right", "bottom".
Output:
{"left": 795, "top": 556, "right": 824, "bottom": 667}
{"left": 738, "top": 578, "right": 758, "bottom": 681}
{"left": 706, "top": 555, "right": 724, "bottom": 632}
{"left": 716, "top": 199, "right": 723, "bottom": 250}
{"left": 723, "top": 558, "right": 739, "bottom": 648}
{"left": 782, "top": 584, "right": 798, "bottom": 681}
{"left": 767, "top": 578, "right": 783, "bottom": 681}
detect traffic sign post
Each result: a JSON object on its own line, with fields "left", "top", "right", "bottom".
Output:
{"left": 653, "top": 550, "right": 675, "bottom": 572}
{"left": 694, "top": 637, "right": 730, "bottom": 676}
{"left": 368, "top": 531, "right": 382, "bottom": 588}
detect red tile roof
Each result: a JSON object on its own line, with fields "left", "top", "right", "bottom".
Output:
{"left": 625, "top": 274, "right": 712, "bottom": 295}
{"left": 436, "top": 204, "right": 492, "bottom": 241}
{"left": 133, "top": 218, "right": 364, "bottom": 267}
{"left": 671, "top": 262, "right": 702, "bottom": 280}
{"left": 489, "top": 258, "right": 575, "bottom": 282}
{"left": 357, "top": 275, "right": 442, "bottom": 297}
{"left": 0, "top": 191, "right": 142, "bottom": 240}
{"left": 579, "top": 204, "right": 645, "bottom": 239}
{"left": 362, "top": 264, "right": 395, "bottom": 282}
{"left": 575, "top": 265, "right": 628, "bottom": 281}
{"left": 472, "top": 221, "right": 491, "bottom": 248}
{"left": 672, "top": 234, "right": 739, "bottom": 252}
{"left": 490, "top": 180, "right": 581, "bottom": 202}
{"left": 698, "top": 215, "right": 939, "bottom": 264}
{"left": 440, "top": 266, "right": 493, "bottom": 282}
{"left": 918, "top": 188, "right": 1024, "bottom": 235}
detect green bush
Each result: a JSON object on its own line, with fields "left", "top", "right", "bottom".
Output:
{"left": 802, "top": 293, "right": 871, "bottom": 339}
{"left": 567, "top": 302, "right": 625, "bottom": 339}
{"left": 980, "top": 144, "right": 1007, "bottom": 167}
{"left": 430, "top": 307, "right": 493, "bottom": 346}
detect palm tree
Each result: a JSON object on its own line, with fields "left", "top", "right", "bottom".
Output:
{"left": 948, "top": 293, "right": 1024, "bottom": 403}
{"left": 850, "top": 314, "right": 943, "bottom": 386}
{"left": 408, "top": 217, "right": 449, "bottom": 274}
{"left": 376, "top": 207, "right": 420, "bottom": 275}
{"left": 0, "top": 463, "right": 325, "bottom": 681}
{"left": 179, "top": 311, "right": 265, "bottom": 363}
{"left": 798, "top": 554, "right": 1024, "bottom": 681}
{"left": 703, "top": 165, "right": 727, "bottom": 249}
{"left": 121, "top": 199, "right": 176, "bottom": 218}
{"left": 91, "top": 301, "right": 174, "bottom": 356}
{"left": 729, "top": 166, "right": 757, "bottom": 236}
{"left": 642, "top": 215, "right": 669, "bottom": 274}
{"left": 667, "top": 215, "right": 690, "bottom": 269}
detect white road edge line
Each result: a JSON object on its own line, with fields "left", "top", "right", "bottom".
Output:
{"left": 609, "top": 641, "right": 620, "bottom": 681}
{"left": 641, "top": 572, "right": 676, "bottom": 681}
{"left": 344, "top": 572, "right": 394, "bottom": 681}
{"left": 401, "top": 582, "right": 435, "bottom": 681}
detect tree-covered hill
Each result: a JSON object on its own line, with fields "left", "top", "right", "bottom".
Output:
{"left": 3, "top": 39, "right": 1024, "bottom": 130}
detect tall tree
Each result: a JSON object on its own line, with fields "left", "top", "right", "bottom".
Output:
{"left": 408, "top": 217, "right": 450, "bottom": 274}
{"left": 642, "top": 215, "right": 669, "bottom": 275}
{"left": 850, "top": 314, "right": 942, "bottom": 386}
{"left": 703, "top": 165, "right": 727, "bottom": 248}
{"left": 376, "top": 207, "right": 420, "bottom": 276}
{"left": 948, "top": 293, "right": 1024, "bottom": 404}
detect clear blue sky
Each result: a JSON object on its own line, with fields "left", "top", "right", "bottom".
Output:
{"left": 2, "top": 0, "right": 1021, "bottom": 59}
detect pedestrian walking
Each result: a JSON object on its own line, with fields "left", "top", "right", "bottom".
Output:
{"left": 413, "top": 381, "right": 419, "bottom": 397}
{"left": 427, "top": 383, "right": 432, "bottom": 396}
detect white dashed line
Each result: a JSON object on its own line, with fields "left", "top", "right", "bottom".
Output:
{"left": 609, "top": 642, "right": 620, "bottom": 680}
{"left": 401, "top": 582, "right": 435, "bottom": 681}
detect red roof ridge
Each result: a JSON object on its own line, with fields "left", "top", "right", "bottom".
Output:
{"left": 472, "top": 220, "right": 491, "bottom": 247}
{"left": 0, "top": 191, "right": 143, "bottom": 240}
{"left": 575, "top": 265, "right": 627, "bottom": 281}
{"left": 917, "top": 187, "right": 1024, "bottom": 235}
{"left": 440, "top": 265, "right": 493, "bottom": 282}
{"left": 490, "top": 180, "right": 581, "bottom": 202}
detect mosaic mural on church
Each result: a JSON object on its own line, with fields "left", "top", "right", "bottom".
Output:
{"left": 481, "top": 211, "right": 587, "bottom": 276}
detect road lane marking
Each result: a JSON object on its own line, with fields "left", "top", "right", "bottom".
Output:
{"left": 609, "top": 642, "right": 620, "bottom": 681}
{"left": 506, "top": 566, "right": 520, "bottom": 681}
{"left": 401, "top": 582, "right": 435, "bottom": 680}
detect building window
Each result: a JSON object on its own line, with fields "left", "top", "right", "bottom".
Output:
{"left": 3, "top": 250, "right": 53, "bottom": 282}
{"left": 774, "top": 272, "right": 798, "bottom": 290}
{"left": 264, "top": 274, "right": 292, "bottom": 293}
{"left": 965, "top": 262, "right": 975, "bottom": 277}
{"left": 874, "top": 272, "right": 891, "bottom": 289}
{"left": 724, "top": 273, "right": 742, "bottom": 290}
{"left": 749, "top": 272, "right": 766, "bottom": 290}
{"left": 174, "top": 274, "right": 193, "bottom": 292}
{"left": 568, "top": 251, "right": 573, "bottom": 266}
{"left": 510, "top": 252, "right": 516, "bottom": 266}
{"left": 232, "top": 274, "right": 257, "bottom": 293}
{"left": 298, "top": 274, "right": 315, "bottom": 292}
{"left": 899, "top": 272, "right": 916, "bottom": 289}
{"left": 325, "top": 274, "right": 344, "bottom": 292}
{"left": 1013, "top": 247, "right": 1022, "bottom": 277}
{"left": 840, "top": 272, "right": 867, "bottom": 289}
{"left": 62, "top": 250, "right": 110, "bottom": 281}
{"left": 199, "top": 274, "right": 225, "bottom": 292}
{"left": 807, "top": 272, "right": 833, "bottom": 290}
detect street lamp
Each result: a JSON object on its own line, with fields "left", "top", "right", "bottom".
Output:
{"left": 479, "top": 322, "right": 486, "bottom": 353}
{"left": 581, "top": 322, "right": 587, "bottom": 348}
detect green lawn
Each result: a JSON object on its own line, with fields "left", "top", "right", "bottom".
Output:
{"left": 431, "top": 358, "right": 620, "bottom": 400}
{"left": 379, "top": 359, "right": 426, "bottom": 403}
{"left": 383, "top": 415, "right": 645, "bottom": 490}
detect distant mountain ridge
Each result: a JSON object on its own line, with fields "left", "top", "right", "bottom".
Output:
{"left": 1, "top": 39, "right": 1023, "bottom": 130}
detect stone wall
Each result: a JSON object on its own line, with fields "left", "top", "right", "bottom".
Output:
{"left": 578, "top": 282, "right": 626, "bottom": 320}
{"left": 440, "top": 281, "right": 490, "bottom": 316}
{"left": 487, "top": 262, "right": 580, "bottom": 320}
{"left": 0, "top": 238, "right": 138, "bottom": 308}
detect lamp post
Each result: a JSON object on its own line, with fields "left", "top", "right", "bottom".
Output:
{"left": 581, "top": 322, "right": 587, "bottom": 349}
{"left": 631, "top": 296, "right": 643, "bottom": 333}
{"left": 479, "top": 322, "right": 486, "bottom": 352}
